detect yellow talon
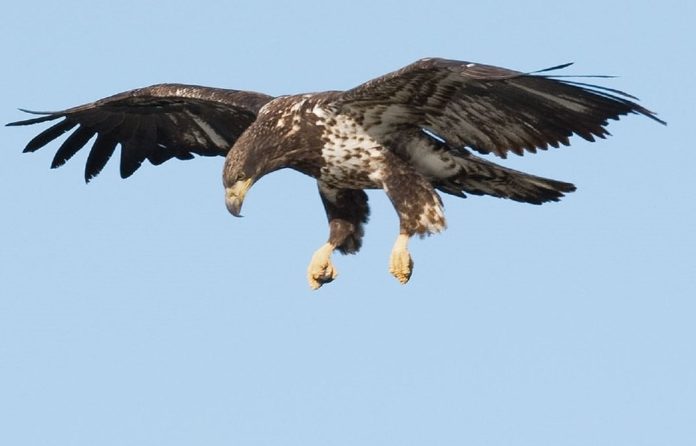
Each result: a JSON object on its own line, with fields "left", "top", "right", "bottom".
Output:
{"left": 389, "top": 234, "right": 413, "bottom": 284}
{"left": 307, "top": 243, "right": 338, "bottom": 289}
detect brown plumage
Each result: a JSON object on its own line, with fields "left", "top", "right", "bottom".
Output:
{"left": 7, "top": 58, "right": 665, "bottom": 288}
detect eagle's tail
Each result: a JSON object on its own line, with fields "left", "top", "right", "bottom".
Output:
{"left": 437, "top": 152, "right": 576, "bottom": 204}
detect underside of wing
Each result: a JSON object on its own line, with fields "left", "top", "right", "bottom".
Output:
{"left": 8, "top": 84, "right": 273, "bottom": 181}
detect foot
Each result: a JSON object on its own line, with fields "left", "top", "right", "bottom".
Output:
{"left": 307, "top": 243, "right": 338, "bottom": 290}
{"left": 389, "top": 234, "right": 413, "bottom": 284}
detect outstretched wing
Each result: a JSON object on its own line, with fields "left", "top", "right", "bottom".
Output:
{"left": 334, "top": 58, "right": 665, "bottom": 158}
{"left": 8, "top": 84, "right": 273, "bottom": 181}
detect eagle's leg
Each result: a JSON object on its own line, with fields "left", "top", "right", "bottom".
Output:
{"left": 381, "top": 155, "right": 446, "bottom": 284}
{"left": 307, "top": 183, "right": 370, "bottom": 289}
{"left": 307, "top": 242, "right": 338, "bottom": 290}
{"left": 389, "top": 233, "right": 414, "bottom": 284}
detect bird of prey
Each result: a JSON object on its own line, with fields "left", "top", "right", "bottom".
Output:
{"left": 8, "top": 58, "right": 664, "bottom": 289}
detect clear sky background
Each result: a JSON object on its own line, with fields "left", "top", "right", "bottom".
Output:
{"left": 1, "top": 1, "right": 694, "bottom": 445}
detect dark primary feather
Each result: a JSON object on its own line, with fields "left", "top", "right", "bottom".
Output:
{"left": 7, "top": 84, "right": 273, "bottom": 182}
{"left": 336, "top": 58, "right": 665, "bottom": 159}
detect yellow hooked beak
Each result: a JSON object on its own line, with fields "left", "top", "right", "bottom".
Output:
{"left": 225, "top": 178, "right": 253, "bottom": 217}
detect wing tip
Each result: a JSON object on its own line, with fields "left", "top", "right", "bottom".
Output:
{"left": 641, "top": 109, "right": 667, "bottom": 126}
{"left": 7, "top": 109, "right": 63, "bottom": 127}
{"left": 529, "top": 62, "right": 575, "bottom": 75}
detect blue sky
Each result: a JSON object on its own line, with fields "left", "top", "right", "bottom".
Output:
{"left": 1, "top": 1, "right": 694, "bottom": 445}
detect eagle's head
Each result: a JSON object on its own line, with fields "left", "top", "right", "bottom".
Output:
{"left": 222, "top": 95, "right": 322, "bottom": 217}
{"left": 224, "top": 174, "right": 253, "bottom": 217}
{"left": 223, "top": 144, "right": 261, "bottom": 218}
{"left": 222, "top": 119, "right": 287, "bottom": 218}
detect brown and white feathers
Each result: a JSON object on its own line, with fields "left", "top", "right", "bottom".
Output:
{"left": 8, "top": 57, "right": 664, "bottom": 286}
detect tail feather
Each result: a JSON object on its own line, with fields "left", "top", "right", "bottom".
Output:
{"left": 437, "top": 152, "right": 576, "bottom": 204}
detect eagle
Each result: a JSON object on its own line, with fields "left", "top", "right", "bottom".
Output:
{"left": 8, "top": 58, "right": 664, "bottom": 289}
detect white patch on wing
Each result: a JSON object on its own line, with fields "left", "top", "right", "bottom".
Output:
{"left": 416, "top": 151, "right": 459, "bottom": 178}
{"left": 186, "top": 111, "right": 228, "bottom": 148}
{"left": 421, "top": 128, "right": 446, "bottom": 143}
{"left": 166, "top": 113, "right": 199, "bottom": 145}
{"left": 514, "top": 84, "right": 590, "bottom": 113}
{"left": 360, "top": 104, "right": 413, "bottom": 135}
{"left": 400, "top": 137, "right": 461, "bottom": 180}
